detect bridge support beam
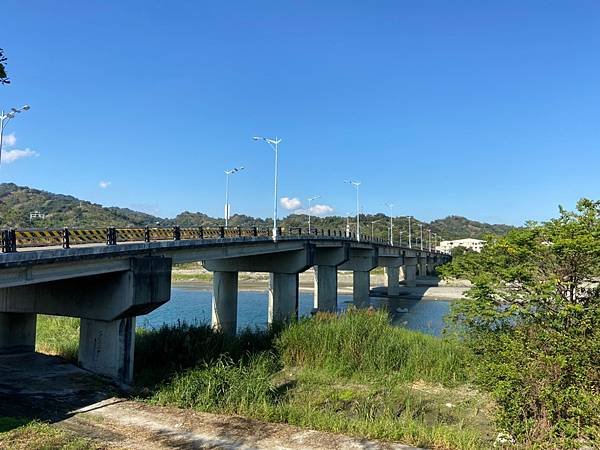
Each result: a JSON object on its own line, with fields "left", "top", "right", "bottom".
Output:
{"left": 312, "top": 245, "right": 349, "bottom": 313}
{"left": 211, "top": 271, "right": 238, "bottom": 335}
{"left": 338, "top": 248, "right": 378, "bottom": 309}
{"left": 269, "top": 273, "right": 299, "bottom": 324}
{"left": 0, "top": 256, "right": 171, "bottom": 383}
{"left": 385, "top": 266, "right": 400, "bottom": 296}
{"left": 313, "top": 266, "right": 338, "bottom": 312}
{"left": 403, "top": 257, "right": 418, "bottom": 287}
{"left": 79, "top": 317, "right": 135, "bottom": 383}
{"left": 419, "top": 256, "right": 428, "bottom": 276}
{"left": 353, "top": 271, "right": 370, "bottom": 308}
{"left": 0, "top": 312, "right": 37, "bottom": 354}
{"left": 378, "top": 256, "right": 403, "bottom": 297}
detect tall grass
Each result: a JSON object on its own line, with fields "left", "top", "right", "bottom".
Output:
{"left": 135, "top": 322, "right": 279, "bottom": 387}
{"left": 152, "top": 353, "right": 279, "bottom": 415}
{"left": 35, "top": 315, "right": 80, "bottom": 362}
{"left": 277, "top": 310, "right": 470, "bottom": 384}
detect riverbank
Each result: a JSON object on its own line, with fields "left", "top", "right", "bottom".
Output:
{"left": 2, "top": 311, "right": 495, "bottom": 450}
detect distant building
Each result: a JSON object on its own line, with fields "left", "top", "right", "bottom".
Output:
{"left": 29, "top": 211, "right": 46, "bottom": 220}
{"left": 437, "top": 238, "right": 485, "bottom": 253}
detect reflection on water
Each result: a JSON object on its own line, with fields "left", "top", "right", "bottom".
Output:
{"left": 138, "top": 286, "right": 452, "bottom": 336}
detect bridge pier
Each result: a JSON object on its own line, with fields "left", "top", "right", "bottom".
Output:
{"left": 0, "top": 256, "right": 172, "bottom": 383}
{"left": 211, "top": 271, "right": 238, "bottom": 335}
{"left": 338, "top": 248, "right": 378, "bottom": 309}
{"left": 353, "top": 270, "right": 371, "bottom": 308}
{"left": 384, "top": 266, "right": 400, "bottom": 296}
{"left": 0, "top": 312, "right": 36, "bottom": 354}
{"left": 269, "top": 273, "right": 299, "bottom": 324}
{"left": 312, "top": 245, "right": 349, "bottom": 313}
{"left": 378, "top": 256, "right": 403, "bottom": 297}
{"left": 203, "top": 245, "right": 313, "bottom": 328}
{"left": 419, "top": 256, "right": 428, "bottom": 276}
{"left": 313, "top": 265, "right": 338, "bottom": 312}
{"left": 403, "top": 257, "right": 418, "bottom": 287}
{"left": 79, "top": 317, "right": 135, "bottom": 383}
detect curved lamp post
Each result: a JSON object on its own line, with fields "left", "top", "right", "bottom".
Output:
{"left": 224, "top": 166, "right": 244, "bottom": 227}
{"left": 307, "top": 195, "right": 321, "bottom": 234}
{"left": 0, "top": 104, "right": 30, "bottom": 166}
{"left": 344, "top": 180, "right": 361, "bottom": 241}
{"left": 253, "top": 136, "right": 281, "bottom": 240}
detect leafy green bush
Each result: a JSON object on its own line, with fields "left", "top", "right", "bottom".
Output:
{"left": 446, "top": 199, "right": 600, "bottom": 447}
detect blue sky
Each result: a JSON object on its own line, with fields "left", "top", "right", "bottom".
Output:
{"left": 1, "top": 1, "right": 599, "bottom": 225}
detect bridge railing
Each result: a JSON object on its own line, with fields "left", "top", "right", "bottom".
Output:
{"left": 0, "top": 225, "right": 395, "bottom": 253}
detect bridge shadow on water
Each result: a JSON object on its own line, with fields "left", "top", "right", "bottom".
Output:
{"left": 369, "top": 276, "right": 451, "bottom": 336}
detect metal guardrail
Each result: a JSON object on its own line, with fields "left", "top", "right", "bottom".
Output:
{"left": 0, "top": 226, "right": 391, "bottom": 253}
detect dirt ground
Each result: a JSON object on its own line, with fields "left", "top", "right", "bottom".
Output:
{"left": 1, "top": 353, "right": 423, "bottom": 449}
{"left": 64, "top": 398, "right": 423, "bottom": 450}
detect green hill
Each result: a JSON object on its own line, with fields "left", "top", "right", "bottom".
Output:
{"left": 0, "top": 183, "right": 161, "bottom": 228}
{"left": 0, "top": 183, "right": 513, "bottom": 240}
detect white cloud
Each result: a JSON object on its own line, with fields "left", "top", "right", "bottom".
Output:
{"left": 0, "top": 148, "right": 38, "bottom": 164}
{"left": 99, "top": 180, "right": 111, "bottom": 189}
{"left": 292, "top": 204, "right": 335, "bottom": 217}
{"left": 280, "top": 197, "right": 302, "bottom": 210}
{"left": 309, "top": 204, "right": 334, "bottom": 216}
{"left": 2, "top": 133, "right": 16, "bottom": 147}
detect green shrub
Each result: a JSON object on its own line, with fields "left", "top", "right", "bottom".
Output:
{"left": 447, "top": 199, "right": 600, "bottom": 448}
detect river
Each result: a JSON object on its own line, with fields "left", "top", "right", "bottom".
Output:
{"left": 138, "top": 286, "right": 452, "bottom": 336}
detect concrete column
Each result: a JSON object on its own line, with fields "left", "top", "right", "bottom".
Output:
{"left": 353, "top": 270, "right": 370, "bottom": 308}
{"left": 419, "top": 257, "right": 428, "bottom": 276}
{"left": 403, "top": 257, "right": 418, "bottom": 287}
{"left": 385, "top": 266, "right": 400, "bottom": 296}
{"left": 427, "top": 257, "right": 436, "bottom": 275}
{"left": 313, "top": 265, "right": 338, "bottom": 312}
{"left": 211, "top": 271, "right": 238, "bottom": 335}
{"left": 79, "top": 317, "right": 135, "bottom": 383}
{"left": 269, "top": 273, "right": 299, "bottom": 324}
{"left": 0, "top": 312, "right": 37, "bottom": 354}
{"left": 399, "top": 265, "right": 406, "bottom": 282}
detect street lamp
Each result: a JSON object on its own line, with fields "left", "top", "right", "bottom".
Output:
{"left": 370, "top": 219, "right": 382, "bottom": 241}
{"left": 419, "top": 224, "right": 424, "bottom": 250}
{"left": 399, "top": 230, "right": 403, "bottom": 246}
{"left": 0, "top": 104, "right": 30, "bottom": 165}
{"left": 385, "top": 202, "right": 394, "bottom": 245}
{"left": 345, "top": 212, "right": 352, "bottom": 237}
{"left": 402, "top": 216, "right": 413, "bottom": 249}
{"left": 224, "top": 166, "right": 244, "bottom": 227}
{"left": 428, "top": 228, "right": 432, "bottom": 251}
{"left": 344, "top": 180, "right": 361, "bottom": 241}
{"left": 253, "top": 136, "right": 281, "bottom": 240}
{"left": 432, "top": 232, "right": 437, "bottom": 251}
{"left": 307, "top": 195, "right": 321, "bottom": 234}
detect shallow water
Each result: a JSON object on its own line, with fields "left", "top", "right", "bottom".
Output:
{"left": 138, "top": 286, "right": 452, "bottom": 336}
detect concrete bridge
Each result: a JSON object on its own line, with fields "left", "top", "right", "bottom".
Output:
{"left": 0, "top": 226, "right": 449, "bottom": 383}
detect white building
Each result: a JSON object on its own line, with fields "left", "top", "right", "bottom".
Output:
{"left": 437, "top": 238, "right": 485, "bottom": 253}
{"left": 29, "top": 211, "right": 46, "bottom": 220}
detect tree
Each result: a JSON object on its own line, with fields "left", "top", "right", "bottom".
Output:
{"left": 444, "top": 199, "right": 600, "bottom": 447}
{"left": 0, "top": 49, "right": 9, "bottom": 84}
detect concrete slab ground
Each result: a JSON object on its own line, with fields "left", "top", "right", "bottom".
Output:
{"left": 0, "top": 352, "right": 116, "bottom": 421}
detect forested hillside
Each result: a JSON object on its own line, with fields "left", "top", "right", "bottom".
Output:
{"left": 0, "top": 183, "right": 513, "bottom": 240}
